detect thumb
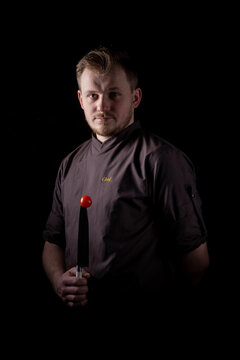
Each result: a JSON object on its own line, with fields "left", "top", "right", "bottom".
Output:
{"left": 82, "top": 268, "right": 91, "bottom": 278}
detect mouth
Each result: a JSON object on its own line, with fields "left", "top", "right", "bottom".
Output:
{"left": 94, "top": 114, "right": 114, "bottom": 122}
{"left": 95, "top": 117, "right": 111, "bottom": 121}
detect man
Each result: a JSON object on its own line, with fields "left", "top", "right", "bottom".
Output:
{"left": 42, "top": 46, "right": 209, "bottom": 320}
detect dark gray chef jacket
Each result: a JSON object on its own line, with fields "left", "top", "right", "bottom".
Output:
{"left": 43, "top": 121, "right": 207, "bottom": 294}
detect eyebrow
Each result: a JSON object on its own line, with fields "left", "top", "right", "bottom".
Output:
{"left": 84, "top": 86, "right": 121, "bottom": 95}
{"left": 108, "top": 87, "right": 121, "bottom": 91}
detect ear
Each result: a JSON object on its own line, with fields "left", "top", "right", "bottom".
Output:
{"left": 77, "top": 90, "right": 84, "bottom": 110}
{"left": 132, "top": 88, "right": 142, "bottom": 109}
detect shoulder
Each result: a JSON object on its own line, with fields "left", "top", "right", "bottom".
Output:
{"left": 140, "top": 127, "right": 193, "bottom": 166}
{"left": 136, "top": 127, "right": 196, "bottom": 183}
{"left": 58, "top": 138, "right": 92, "bottom": 177}
{"left": 64, "top": 138, "right": 92, "bottom": 162}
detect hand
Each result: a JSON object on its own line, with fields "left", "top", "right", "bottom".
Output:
{"left": 55, "top": 267, "right": 91, "bottom": 307}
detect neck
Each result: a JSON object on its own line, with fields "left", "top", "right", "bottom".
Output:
{"left": 95, "top": 119, "right": 135, "bottom": 143}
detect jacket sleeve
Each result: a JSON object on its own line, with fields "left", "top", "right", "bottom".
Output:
{"left": 42, "top": 161, "right": 66, "bottom": 249}
{"left": 151, "top": 146, "right": 208, "bottom": 255}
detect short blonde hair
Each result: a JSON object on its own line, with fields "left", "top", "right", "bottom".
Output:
{"left": 76, "top": 46, "right": 139, "bottom": 91}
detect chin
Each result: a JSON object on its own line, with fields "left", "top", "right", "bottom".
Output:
{"left": 95, "top": 124, "right": 115, "bottom": 136}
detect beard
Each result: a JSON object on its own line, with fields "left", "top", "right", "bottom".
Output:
{"left": 85, "top": 107, "right": 134, "bottom": 140}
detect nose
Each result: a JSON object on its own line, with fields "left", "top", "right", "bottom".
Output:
{"left": 96, "top": 94, "right": 110, "bottom": 112}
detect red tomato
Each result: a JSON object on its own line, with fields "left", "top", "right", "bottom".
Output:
{"left": 80, "top": 195, "right": 92, "bottom": 208}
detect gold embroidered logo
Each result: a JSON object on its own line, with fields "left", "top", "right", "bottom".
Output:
{"left": 101, "top": 176, "right": 112, "bottom": 183}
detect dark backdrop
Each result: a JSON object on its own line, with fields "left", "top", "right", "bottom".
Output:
{"left": 3, "top": 4, "right": 237, "bottom": 350}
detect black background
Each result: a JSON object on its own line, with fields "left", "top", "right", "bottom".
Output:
{"left": 3, "top": 4, "right": 237, "bottom": 350}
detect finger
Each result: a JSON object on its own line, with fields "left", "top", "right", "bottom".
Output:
{"left": 65, "top": 294, "right": 88, "bottom": 307}
{"left": 62, "top": 285, "right": 88, "bottom": 296}
{"left": 65, "top": 293, "right": 87, "bottom": 302}
{"left": 66, "top": 299, "right": 88, "bottom": 308}
{"left": 82, "top": 268, "right": 91, "bottom": 278}
{"left": 69, "top": 267, "right": 79, "bottom": 277}
{"left": 64, "top": 277, "right": 88, "bottom": 286}
{"left": 69, "top": 267, "right": 91, "bottom": 279}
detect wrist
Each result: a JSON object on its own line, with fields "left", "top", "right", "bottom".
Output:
{"left": 52, "top": 270, "right": 64, "bottom": 296}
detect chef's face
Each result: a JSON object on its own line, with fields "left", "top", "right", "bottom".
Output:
{"left": 78, "top": 65, "right": 142, "bottom": 143}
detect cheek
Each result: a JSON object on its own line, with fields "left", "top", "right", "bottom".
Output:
{"left": 116, "top": 98, "right": 131, "bottom": 111}
{"left": 121, "top": 99, "right": 133, "bottom": 113}
{"left": 82, "top": 101, "right": 93, "bottom": 113}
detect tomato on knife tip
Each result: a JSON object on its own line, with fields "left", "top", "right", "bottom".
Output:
{"left": 80, "top": 195, "right": 92, "bottom": 208}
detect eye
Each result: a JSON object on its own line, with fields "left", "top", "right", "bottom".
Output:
{"left": 88, "top": 93, "right": 98, "bottom": 100}
{"left": 109, "top": 92, "right": 120, "bottom": 99}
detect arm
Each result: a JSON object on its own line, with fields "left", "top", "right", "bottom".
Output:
{"left": 42, "top": 241, "right": 66, "bottom": 294}
{"left": 42, "top": 242, "right": 90, "bottom": 307}
{"left": 180, "top": 242, "right": 210, "bottom": 286}
{"left": 153, "top": 149, "right": 210, "bottom": 286}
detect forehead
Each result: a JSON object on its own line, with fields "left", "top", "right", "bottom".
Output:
{"left": 80, "top": 65, "right": 130, "bottom": 91}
